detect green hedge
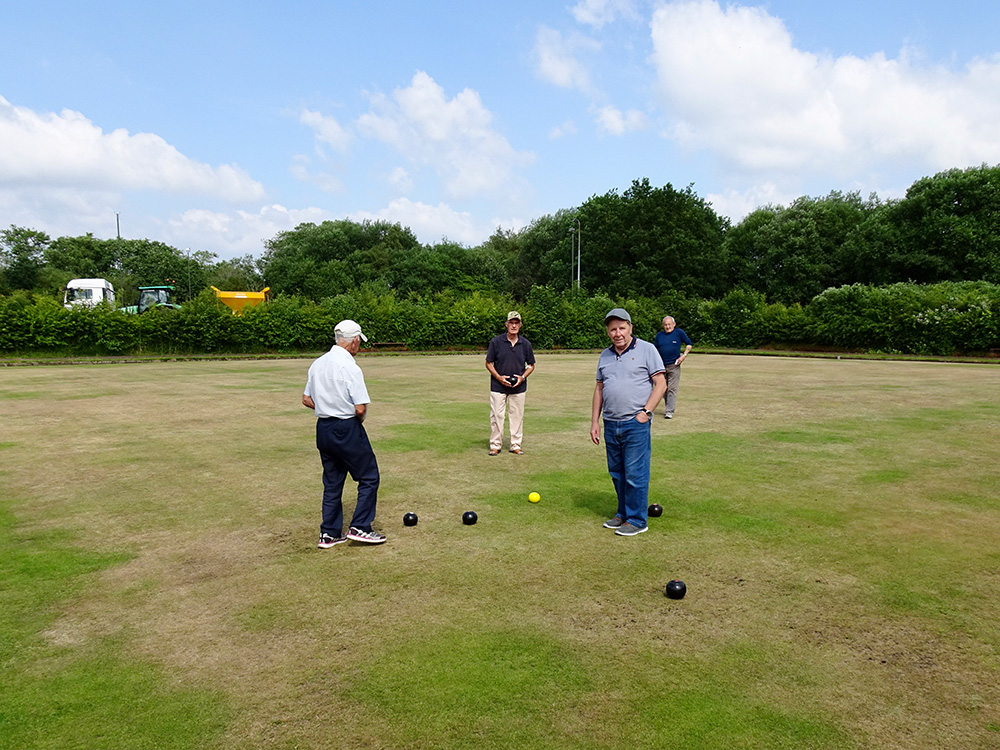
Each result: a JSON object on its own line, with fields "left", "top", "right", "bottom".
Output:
{"left": 2, "top": 282, "right": 998, "bottom": 357}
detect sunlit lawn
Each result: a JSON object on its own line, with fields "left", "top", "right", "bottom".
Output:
{"left": 1, "top": 353, "right": 998, "bottom": 749}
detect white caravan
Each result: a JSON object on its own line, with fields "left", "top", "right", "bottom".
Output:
{"left": 64, "top": 278, "right": 116, "bottom": 309}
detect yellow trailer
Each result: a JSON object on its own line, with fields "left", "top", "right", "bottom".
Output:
{"left": 211, "top": 286, "right": 270, "bottom": 314}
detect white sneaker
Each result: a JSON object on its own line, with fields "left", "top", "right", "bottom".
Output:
{"left": 347, "top": 527, "right": 387, "bottom": 544}
{"left": 614, "top": 523, "right": 648, "bottom": 536}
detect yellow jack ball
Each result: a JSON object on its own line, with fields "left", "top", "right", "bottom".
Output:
{"left": 528, "top": 492, "right": 541, "bottom": 503}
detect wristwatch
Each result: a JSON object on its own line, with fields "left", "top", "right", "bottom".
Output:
{"left": 642, "top": 409, "right": 653, "bottom": 418}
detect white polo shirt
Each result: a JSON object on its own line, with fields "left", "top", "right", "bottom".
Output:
{"left": 304, "top": 344, "right": 370, "bottom": 419}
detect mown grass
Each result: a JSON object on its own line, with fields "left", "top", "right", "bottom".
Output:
{"left": 1, "top": 353, "right": 998, "bottom": 749}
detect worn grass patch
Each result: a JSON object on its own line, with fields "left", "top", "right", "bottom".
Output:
{"left": 1, "top": 353, "right": 998, "bottom": 749}
{"left": 0, "top": 504, "right": 230, "bottom": 750}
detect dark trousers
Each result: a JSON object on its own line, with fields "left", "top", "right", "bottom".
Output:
{"left": 316, "top": 417, "right": 380, "bottom": 535}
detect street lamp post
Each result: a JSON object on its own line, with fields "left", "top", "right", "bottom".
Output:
{"left": 568, "top": 218, "right": 582, "bottom": 289}
{"left": 567, "top": 227, "right": 575, "bottom": 288}
{"left": 115, "top": 212, "right": 122, "bottom": 268}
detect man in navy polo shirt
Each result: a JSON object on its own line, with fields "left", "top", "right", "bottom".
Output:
{"left": 590, "top": 308, "right": 666, "bottom": 536}
{"left": 485, "top": 311, "right": 536, "bottom": 455}
{"left": 653, "top": 315, "right": 693, "bottom": 419}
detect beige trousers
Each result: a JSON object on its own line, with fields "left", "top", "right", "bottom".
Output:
{"left": 489, "top": 391, "right": 526, "bottom": 451}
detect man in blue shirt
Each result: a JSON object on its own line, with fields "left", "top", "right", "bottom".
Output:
{"left": 653, "top": 315, "right": 693, "bottom": 419}
{"left": 591, "top": 308, "right": 666, "bottom": 536}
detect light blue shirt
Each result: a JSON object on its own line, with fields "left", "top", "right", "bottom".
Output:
{"left": 304, "top": 344, "right": 370, "bottom": 419}
{"left": 596, "top": 337, "right": 664, "bottom": 421}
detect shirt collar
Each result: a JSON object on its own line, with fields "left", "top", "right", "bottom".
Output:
{"left": 607, "top": 336, "right": 637, "bottom": 358}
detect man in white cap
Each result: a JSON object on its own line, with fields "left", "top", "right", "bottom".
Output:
{"left": 303, "top": 319, "right": 386, "bottom": 547}
{"left": 485, "top": 311, "right": 536, "bottom": 455}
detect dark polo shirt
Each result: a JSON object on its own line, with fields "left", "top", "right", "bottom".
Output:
{"left": 486, "top": 333, "right": 535, "bottom": 394}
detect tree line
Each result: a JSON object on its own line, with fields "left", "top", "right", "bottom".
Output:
{"left": 2, "top": 163, "right": 1000, "bottom": 313}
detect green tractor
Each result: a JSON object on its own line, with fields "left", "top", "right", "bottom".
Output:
{"left": 120, "top": 285, "right": 183, "bottom": 314}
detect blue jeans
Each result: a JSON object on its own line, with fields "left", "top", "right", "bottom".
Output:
{"left": 604, "top": 417, "right": 651, "bottom": 528}
{"left": 316, "top": 417, "right": 380, "bottom": 535}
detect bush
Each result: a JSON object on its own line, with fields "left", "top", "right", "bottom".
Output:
{"left": 808, "top": 281, "right": 1000, "bottom": 355}
{"left": 2, "top": 282, "right": 997, "bottom": 357}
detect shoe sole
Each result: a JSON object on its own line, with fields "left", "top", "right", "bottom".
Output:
{"left": 347, "top": 532, "right": 387, "bottom": 544}
{"left": 615, "top": 526, "right": 649, "bottom": 536}
{"left": 602, "top": 520, "right": 624, "bottom": 529}
{"left": 318, "top": 538, "right": 347, "bottom": 548}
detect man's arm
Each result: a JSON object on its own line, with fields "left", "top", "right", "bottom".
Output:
{"left": 485, "top": 360, "right": 509, "bottom": 386}
{"left": 355, "top": 403, "right": 367, "bottom": 423}
{"left": 302, "top": 394, "right": 315, "bottom": 409}
{"left": 679, "top": 331, "right": 693, "bottom": 363}
{"left": 515, "top": 362, "right": 535, "bottom": 386}
{"left": 645, "top": 372, "right": 667, "bottom": 415}
{"left": 590, "top": 381, "right": 603, "bottom": 445}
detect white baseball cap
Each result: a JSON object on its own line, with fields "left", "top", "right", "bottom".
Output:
{"left": 335, "top": 319, "right": 368, "bottom": 342}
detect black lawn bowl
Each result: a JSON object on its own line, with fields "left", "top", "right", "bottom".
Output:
{"left": 506, "top": 375, "right": 519, "bottom": 387}
{"left": 462, "top": 511, "right": 478, "bottom": 525}
{"left": 403, "top": 512, "right": 418, "bottom": 527}
{"left": 665, "top": 580, "right": 687, "bottom": 600}
{"left": 648, "top": 503, "right": 663, "bottom": 517}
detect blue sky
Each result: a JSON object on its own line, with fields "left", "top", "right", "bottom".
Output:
{"left": 3, "top": 0, "right": 1000, "bottom": 260}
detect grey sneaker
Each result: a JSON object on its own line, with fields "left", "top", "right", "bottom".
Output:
{"left": 602, "top": 516, "right": 625, "bottom": 529}
{"left": 615, "top": 522, "right": 648, "bottom": 536}
{"left": 318, "top": 533, "right": 347, "bottom": 549}
{"left": 347, "top": 527, "right": 387, "bottom": 544}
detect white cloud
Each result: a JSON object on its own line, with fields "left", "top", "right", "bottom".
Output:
{"left": 533, "top": 26, "right": 601, "bottom": 95}
{"left": 299, "top": 109, "right": 352, "bottom": 153}
{"left": 355, "top": 71, "right": 535, "bottom": 199}
{"left": 387, "top": 166, "right": 413, "bottom": 193}
{"left": 704, "top": 182, "right": 792, "bottom": 222}
{"left": 571, "top": 0, "right": 639, "bottom": 29}
{"left": 550, "top": 119, "right": 579, "bottom": 138}
{"left": 649, "top": 0, "right": 1000, "bottom": 176}
{"left": 0, "top": 96, "right": 265, "bottom": 201}
{"left": 289, "top": 154, "right": 344, "bottom": 193}
{"left": 594, "top": 105, "right": 647, "bottom": 135}
{"left": 164, "top": 204, "right": 329, "bottom": 257}
{"left": 0, "top": 185, "right": 120, "bottom": 241}
{"left": 349, "top": 197, "right": 499, "bottom": 246}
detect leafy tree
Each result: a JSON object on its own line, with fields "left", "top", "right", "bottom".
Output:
{"left": 842, "top": 165, "right": 1000, "bottom": 286}
{"left": 1, "top": 226, "right": 51, "bottom": 292}
{"left": 262, "top": 219, "right": 422, "bottom": 298}
{"left": 466, "top": 229, "right": 519, "bottom": 294}
{"left": 105, "top": 240, "right": 211, "bottom": 304}
{"left": 45, "top": 233, "right": 119, "bottom": 278}
{"left": 508, "top": 211, "right": 578, "bottom": 297}
{"left": 725, "top": 191, "right": 874, "bottom": 304}
{"left": 572, "top": 179, "right": 729, "bottom": 298}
